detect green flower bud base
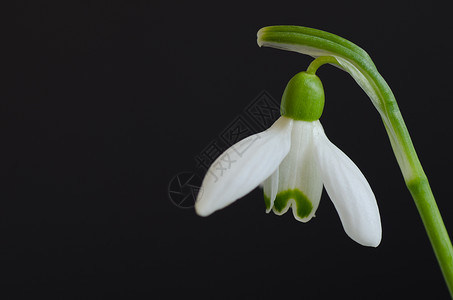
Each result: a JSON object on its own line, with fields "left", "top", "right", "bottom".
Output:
{"left": 281, "top": 72, "right": 325, "bottom": 121}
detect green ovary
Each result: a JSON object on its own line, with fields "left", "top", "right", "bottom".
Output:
{"left": 264, "top": 189, "right": 313, "bottom": 219}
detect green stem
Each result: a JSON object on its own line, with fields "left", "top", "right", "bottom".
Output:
{"left": 408, "top": 178, "right": 453, "bottom": 295}
{"left": 306, "top": 56, "right": 339, "bottom": 74}
{"left": 258, "top": 25, "right": 453, "bottom": 297}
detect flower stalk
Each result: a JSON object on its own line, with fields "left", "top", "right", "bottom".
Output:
{"left": 258, "top": 25, "right": 453, "bottom": 297}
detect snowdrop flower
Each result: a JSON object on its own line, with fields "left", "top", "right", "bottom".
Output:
{"left": 195, "top": 71, "right": 381, "bottom": 247}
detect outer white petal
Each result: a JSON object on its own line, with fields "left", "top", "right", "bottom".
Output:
{"left": 195, "top": 117, "right": 293, "bottom": 217}
{"left": 313, "top": 122, "right": 382, "bottom": 247}
{"left": 272, "top": 120, "right": 323, "bottom": 222}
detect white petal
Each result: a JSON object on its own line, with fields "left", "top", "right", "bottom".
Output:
{"left": 313, "top": 123, "right": 382, "bottom": 247}
{"left": 272, "top": 120, "right": 323, "bottom": 222}
{"left": 195, "top": 116, "right": 293, "bottom": 217}
{"left": 263, "top": 168, "right": 279, "bottom": 213}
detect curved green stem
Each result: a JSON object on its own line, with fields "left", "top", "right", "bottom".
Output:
{"left": 258, "top": 25, "right": 453, "bottom": 297}
{"left": 306, "top": 56, "right": 340, "bottom": 74}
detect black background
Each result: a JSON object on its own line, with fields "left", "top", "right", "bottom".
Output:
{"left": 6, "top": 1, "right": 453, "bottom": 298}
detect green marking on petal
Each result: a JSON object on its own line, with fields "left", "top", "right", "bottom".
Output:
{"left": 273, "top": 189, "right": 313, "bottom": 219}
{"left": 264, "top": 193, "right": 271, "bottom": 211}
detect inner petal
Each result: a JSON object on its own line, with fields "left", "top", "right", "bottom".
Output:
{"left": 273, "top": 189, "right": 313, "bottom": 219}
{"left": 272, "top": 120, "right": 323, "bottom": 222}
{"left": 263, "top": 168, "right": 279, "bottom": 213}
